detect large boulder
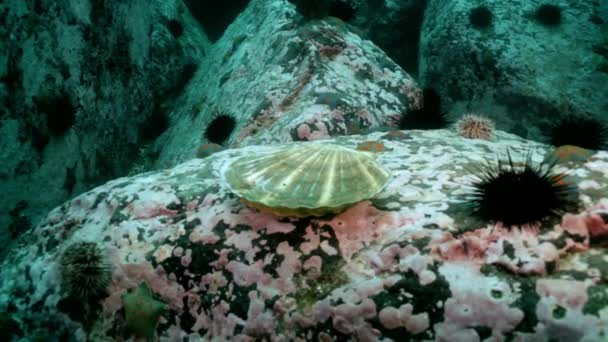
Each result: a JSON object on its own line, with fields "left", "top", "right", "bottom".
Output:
{"left": 419, "top": 0, "right": 608, "bottom": 140}
{"left": 0, "top": 0, "right": 207, "bottom": 254}
{"left": 154, "top": 0, "right": 420, "bottom": 167}
{"left": 1, "top": 129, "right": 607, "bottom": 340}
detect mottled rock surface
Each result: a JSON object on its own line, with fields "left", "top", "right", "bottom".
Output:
{"left": 154, "top": 0, "right": 420, "bottom": 167}
{"left": 347, "top": 0, "right": 428, "bottom": 76}
{"left": 0, "top": 0, "right": 421, "bottom": 254}
{"left": 0, "top": 0, "right": 206, "bottom": 253}
{"left": 419, "top": 0, "right": 608, "bottom": 140}
{"left": 1, "top": 129, "right": 607, "bottom": 340}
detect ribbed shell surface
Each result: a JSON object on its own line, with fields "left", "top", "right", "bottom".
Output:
{"left": 223, "top": 143, "right": 391, "bottom": 216}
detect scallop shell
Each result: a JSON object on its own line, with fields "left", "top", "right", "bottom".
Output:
{"left": 222, "top": 143, "right": 391, "bottom": 217}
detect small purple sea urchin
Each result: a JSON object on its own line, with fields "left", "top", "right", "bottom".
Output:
{"left": 456, "top": 114, "right": 495, "bottom": 140}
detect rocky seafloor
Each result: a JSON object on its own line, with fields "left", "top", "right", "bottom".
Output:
{"left": 1, "top": 128, "right": 607, "bottom": 341}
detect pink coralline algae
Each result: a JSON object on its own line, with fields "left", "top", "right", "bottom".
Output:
{"left": 432, "top": 204, "right": 608, "bottom": 275}
{"left": 199, "top": 271, "right": 228, "bottom": 293}
{"left": 379, "top": 304, "right": 429, "bottom": 333}
{"left": 536, "top": 279, "right": 589, "bottom": 309}
{"left": 560, "top": 202, "right": 608, "bottom": 240}
{"left": 238, "top": 208, "right": 296, "bottom": 234}
{"left": 225, "top": 260, "right": 271, "bottom": 288}
{"left": 321, "top": 201, "right": 397, "bottom": 261}
{"left": 310, "top": 38, "right": 345, "bottom": 60}
{"left": 105, "top": 262, "right": 188, "bottom": 313}
{"left": 295, "top": 119, "right": 330, "bottom": 141}
{"left": 242, "top": 290, "right": 276, "bottom": 336}
{"left": 328, "top": 298, "right": 379, "bottom": 339}
{"left": 437, "top": 262, "right": 524, "bottom": 338}
{"left": 533, "top": 279, "right": 607, "bottom": 341}
{"left": 366, "top": 244, "right": 436, "bottom": 285}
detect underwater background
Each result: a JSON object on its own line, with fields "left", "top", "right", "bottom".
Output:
{"left": 0, "top": 0, "right": 607, "bottom": 340}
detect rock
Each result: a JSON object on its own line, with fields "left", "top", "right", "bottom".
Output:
{"left": 348, "top": 0, "right": 428, "bottom": 75}
{"left": 0, "top": 0, "right": 420, "bottom": 255}
{"left": 155, "top": 0, "right": 420, "bottom": 167}
{"left": 0, "top": 0, "right": 206, "bottom": 256}
{"left": 1, "top": 129, "right": 607, "bottom": 340}
{"left": 419, "top": 0, "right": 608, "bottom": 140}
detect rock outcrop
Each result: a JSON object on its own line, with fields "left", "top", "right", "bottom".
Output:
{"left": 419, "top": 0, "right": 608, "bottom": 140}
{"left": 0, "top": 0, "right": 206, "bottom": 252}
{"left": 1, "top": 129, "right": 607, "bottom": 340}
{"left": 154, "top": 0, "right": 419, "bottom": 167}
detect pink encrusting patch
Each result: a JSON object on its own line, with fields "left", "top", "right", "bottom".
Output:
{"left": 210, "top": 248, "right": 232, "bottom": 269}
{"left": 238, "top": 208, "right": 296, "bottom": 234}
{"left": 330, "top": 298, "right": 380, "bottom": 339}
{"left": 365, "top": 244, "right": 436, "bottom": 285}
{"left": 429, "top": 203, "right": 608, "bottom": 277}
{"left": 225, "top": 260, "right": 271, "bottom": 287}
{"left": 560, "top": 206, "right": 608, "bottom": 241}
{"left": 225, "top": 230, "right": 259, "bottom": 252}
{"left": 536, "top": 279, "right": 589, "bottom": 309}
{"left": 106, "top": 262, "right": 188, "bottom": 312}
{"left": 63, "top": 190, "right": 118, "bottom": 227}
{"left": 275, "top": 241, "right": 302, "bottom": 294}
{"left": 305, "top": 278, "right": 389, "bottom": 339}
{"left": 431, "top": 223, "right": 585, "bottom": 275}
{"left": 378, "top": 304, "right": 429, "bottom": 334}
{"left": 180, "top": 249, "right": 193, "bottom": 267}
{"left": 296, "top": 123, "right": 311, "bottom": 140}
{"left": 125, "top": 188, "right": 180, "bottom": 219}
{"left": 300, "top": 226, "right": 321, "bottom": 254}
{"left": 320, "top": 201, "right": 399, "bottom": 261}
{"left": 438, "top": 262, "right": 524, "bottom": 336}
{"left": 188, "top": 200, "right": 241, "bottom": 245}
{"left": 303, "top": 255, "right": 323, "bottom": 279}
{"left": 532, "top": 279, "right": 605, "bottom": 340}
{"left": 191, "top": 300, "right": 241, "bottom": 339}
{"left": 586, "top": 213, "right": 608, "bottom": 238}
{"left": 199, "top": 271, "right": 228, "bottom": 293}
{"left": 243, "top": 290, "right": 276, "bottom": 336}
{"left": 295, "top": 119, "right": 331, "bottom": 141}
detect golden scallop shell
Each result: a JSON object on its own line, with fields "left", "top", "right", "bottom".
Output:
{"left": 222, "top": 143, "right": 391, "bottom": 217}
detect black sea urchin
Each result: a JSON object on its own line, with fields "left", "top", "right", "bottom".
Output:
{"left": 290, "top": 0, "right": 332, "bottom": 20}
{"left": 59, "top": 241, "right": 112, "bottom": 299}
{"left": 535, "top": 4, "right": 562, "bottom": 27}
{"left": 398, "top": 88, "right": 450, "bottom": 130}
{"left": 467, "top": 152, "right": 577, "bottom": 227}
{"left": 204, "top": 110, "right": 237, "bottom": 145}
{"left": 469, "top": 6, "right": 493, "bottom": 30}
{"left": 548, "top": 114, "right": 608, "bottom": 150}
{"left": 330, "top": 0, "right": 357, "bottom": 22}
